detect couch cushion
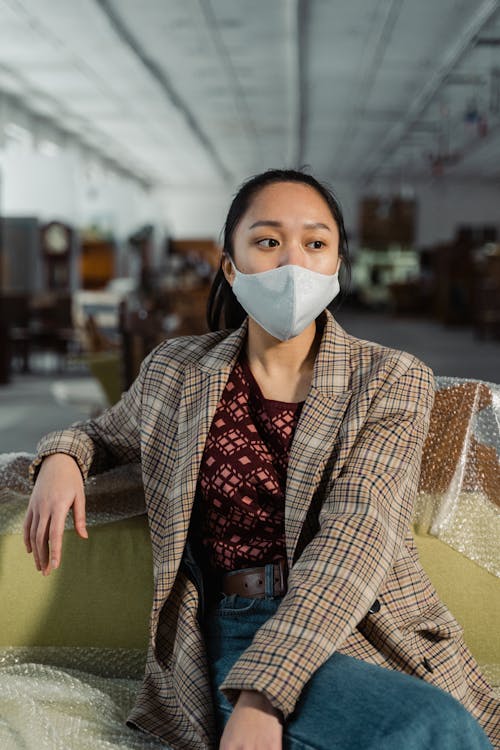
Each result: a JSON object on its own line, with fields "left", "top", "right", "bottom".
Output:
{"left": 413, "top": 530, "right": 500, "bottom": 665}
{"left": 1, "top": 516, "right": 153, "bottom": 648}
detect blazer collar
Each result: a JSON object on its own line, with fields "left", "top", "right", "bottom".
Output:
{"left": 195, "top": 308, "right": 352, "bottom": 394}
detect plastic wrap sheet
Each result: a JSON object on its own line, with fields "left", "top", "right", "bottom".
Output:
{"left": 0, "top": 646, "right": 498, "bottom": 750}
{"left": 0, "top": 454, "right": 146, "bottom": 535}
{"left": 415, "top": 376, "right": 500, "bottom": 579}
{"left": 0, "top": 647, "right": 169, "bottom": 750}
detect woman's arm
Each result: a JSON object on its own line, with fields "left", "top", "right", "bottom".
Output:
{"left": 218, "top": 360, "right": 435, "bottom": 722}
{"left": 24, "top": 345, "right": 158, "bottom": 575}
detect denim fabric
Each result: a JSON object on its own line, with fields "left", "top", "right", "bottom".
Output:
{"left": 202, "top": 592, "right": 493, "bottom": 750}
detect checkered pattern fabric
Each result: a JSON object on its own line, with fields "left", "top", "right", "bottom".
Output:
{"left": 29, "top": 310, "right": 500, "bottom": 749}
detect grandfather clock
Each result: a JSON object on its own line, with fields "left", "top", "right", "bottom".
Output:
{"left": 40, "top": 221, "right": 73, "bottom": 290}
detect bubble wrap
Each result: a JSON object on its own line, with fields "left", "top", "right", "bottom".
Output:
{"left": 0, "top": 646, "right": 147, "bottom": 680}
{"left": 415, "top": 376, "right": 500, "bottom": 579}
{"left": 0, "top": 647, "right": 170, "bottom": 749}
{"left": 0, "top": 646, "right": 497, "bottom": 750}
{"left": 0, "top": 455, "right": 146, "bottom": 535}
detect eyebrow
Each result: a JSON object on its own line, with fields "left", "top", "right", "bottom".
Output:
{"left": 247, "top": 220, "right": 331, "bottom": 232}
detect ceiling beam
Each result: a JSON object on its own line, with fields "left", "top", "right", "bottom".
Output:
{"left": 95, "top": 0, "right": 234, "bottom": 184}
{"left": 359, "top": 0, "right": 500, "bottom": 184}
{"left": 197, "top": 0, "right": 261, "bottom": 167}
{"left": 333, "top": 0, "right": 404, "bottom": 175}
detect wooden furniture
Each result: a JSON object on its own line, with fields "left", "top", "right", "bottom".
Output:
{"left": 425, "top": 227, "right": 498, "bottom": 327}
{"left": 0, "top": 294, "right": 31, "bottom": 376}
{"left": 359, "top": 196, "right": 416, "bottom": 250}
{"left": 168, "top": 238, "right": 221, "bottom": 270}
{"left": 472, "top": 248, "right": 500, "bottom": 340}
{"left": 119, "top": 301, "right": 166, "bottom": 390}
{"left": 0, "top": 321, "right": 10, "bottom": 384}
{"left": 387, "top": 279, "right": 432, "bottom": 316}
{"left": 40, "top": 221, "right": 73, "bottom": 290}
{"left": 127, "top": 225, "right": 155, "bottom": 295}
{"left": 168, "top": 285, "right": 210, "bottom": 337}
{"left": 1, "top": 292, "right": 79, "bottom": 375}
{"left": 119, "top": 284, "right": 210, "bottom": 388}
{"left": 80, "top": 236, "right": 115, "bottom": 290}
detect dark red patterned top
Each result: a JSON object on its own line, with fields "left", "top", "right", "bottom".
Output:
{"left": 194, "top": 349, "right": 305, "bottom": 572}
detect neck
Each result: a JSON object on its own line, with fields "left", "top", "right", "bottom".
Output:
{"left": 245, "top": 316, "right": 323, "bottom": 376}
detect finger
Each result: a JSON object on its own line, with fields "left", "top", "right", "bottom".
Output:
{"left": 30, "top": 512, "right": 42, "bottom": 571}
{"left": 23, "top": 507, "right": 34, "bottom": 552}
{"left": 72, "top": 492, "right": 88, "bottom": 539}
{"left": 48, "top": 511, "right": 67, "bottom": 570}
{"left": 35, "top": 515, "right": 51, "bottom": 574}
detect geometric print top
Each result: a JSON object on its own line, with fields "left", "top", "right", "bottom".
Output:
{"left": 194, "top": 347, "right": 305, "bottom": 572}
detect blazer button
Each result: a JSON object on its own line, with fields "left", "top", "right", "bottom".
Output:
{"left": 368, "top": 599, "right": 381, "bottom": 614}
{"left": 423, "top": 657, "right": 434, "bottom": 673}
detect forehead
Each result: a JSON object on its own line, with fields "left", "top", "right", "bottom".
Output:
{"left": 242, "top": 181, "right": 336, "bottom": 226}
{"left": 251, "top": 181, "right": 328, "bottom": 207}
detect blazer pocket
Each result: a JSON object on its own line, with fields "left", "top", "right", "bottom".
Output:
{"left": 410, "top": 631, "right": 467, "bottom": 696}
{"left": 357, "top": 603, "right": 464, "bottom": 682}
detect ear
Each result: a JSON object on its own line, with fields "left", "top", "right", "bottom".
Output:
{"left": 221, "top": 253, "right": 235, "bottom": 287}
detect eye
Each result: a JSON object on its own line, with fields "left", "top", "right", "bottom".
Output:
{"left": 256, "top": 238, "right": 279, "bottom": 248}
{"left": 307, "top": 240, "right": 326, "bottom": 249}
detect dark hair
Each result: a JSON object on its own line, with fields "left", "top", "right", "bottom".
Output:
{"left": 206, "top": 167, "right": 352, "bottom": 331}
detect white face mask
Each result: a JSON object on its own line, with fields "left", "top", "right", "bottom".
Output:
{"left": 229, "top": 258, "right": 341, "bottom": 341}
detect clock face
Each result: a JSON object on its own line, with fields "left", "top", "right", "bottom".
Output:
{"left": 44, "top": 223, "right": 70, "bottom": 255}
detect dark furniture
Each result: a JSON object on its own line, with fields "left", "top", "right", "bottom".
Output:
{"left": 0, "top": 292, "right": 79, "bottom": 376}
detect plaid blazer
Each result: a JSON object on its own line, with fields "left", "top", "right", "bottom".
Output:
{"left": 29, "top": 309, "right": 499, "bottom": 749}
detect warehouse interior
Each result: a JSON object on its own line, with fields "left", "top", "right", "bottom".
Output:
{"left": 1, "top": 3, "right": 500, "bottom": 750}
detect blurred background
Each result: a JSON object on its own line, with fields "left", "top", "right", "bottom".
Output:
{"left": 1, "top": 0, "right": 500, "bottom": 453}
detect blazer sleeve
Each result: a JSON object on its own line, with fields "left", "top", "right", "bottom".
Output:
{"left": 28, "top": 347, "right": 157, "bottom": 486}
{"left": 219, "top": 361, "right": 436, "bottom": 721}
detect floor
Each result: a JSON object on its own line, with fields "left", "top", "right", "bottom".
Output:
{"left": 1, "top": 308, "right": 499, "bottom": 455}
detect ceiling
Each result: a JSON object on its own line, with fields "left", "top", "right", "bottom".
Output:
{"left": 0, "top": 0, "right": 499, "bottom": 190}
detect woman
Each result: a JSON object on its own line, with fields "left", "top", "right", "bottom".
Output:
{"left": 24, "top": 169, "right": 498, "bottom": 750}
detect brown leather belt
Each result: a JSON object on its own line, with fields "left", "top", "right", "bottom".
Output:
{"left": 220, "top": 558, "right": 288, "bottom": 598}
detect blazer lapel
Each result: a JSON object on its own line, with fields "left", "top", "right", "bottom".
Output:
{"left": 285, "top": 312, "right": 353, "bottom": 568}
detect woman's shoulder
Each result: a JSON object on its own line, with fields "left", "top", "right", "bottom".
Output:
{"left": 144, "top": 327, "right": 232, "bottom": 371}
{"left": 344, "top": 328, "right": 434, "bottom": 390}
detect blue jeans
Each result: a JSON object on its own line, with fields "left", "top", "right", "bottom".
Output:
{"left": 202, "top": 592, "right": 493, "bottom": 750}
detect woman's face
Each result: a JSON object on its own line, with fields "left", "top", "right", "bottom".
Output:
{"left": 222, "top": 181, "right": 341, "bottom": 284}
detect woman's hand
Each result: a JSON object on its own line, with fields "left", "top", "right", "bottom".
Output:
{"left": 219, "top": 690, "right": 283, "bottom": 750}
{"left": 23, "top": 453, "right": 88, "bottom": 576}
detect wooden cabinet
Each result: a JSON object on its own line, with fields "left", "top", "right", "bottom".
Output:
{"left": 80, "top": 238, "right": 115, "bottom": 289}
{"left": 359, "top": 196, "right": 416, "bottom": 249}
